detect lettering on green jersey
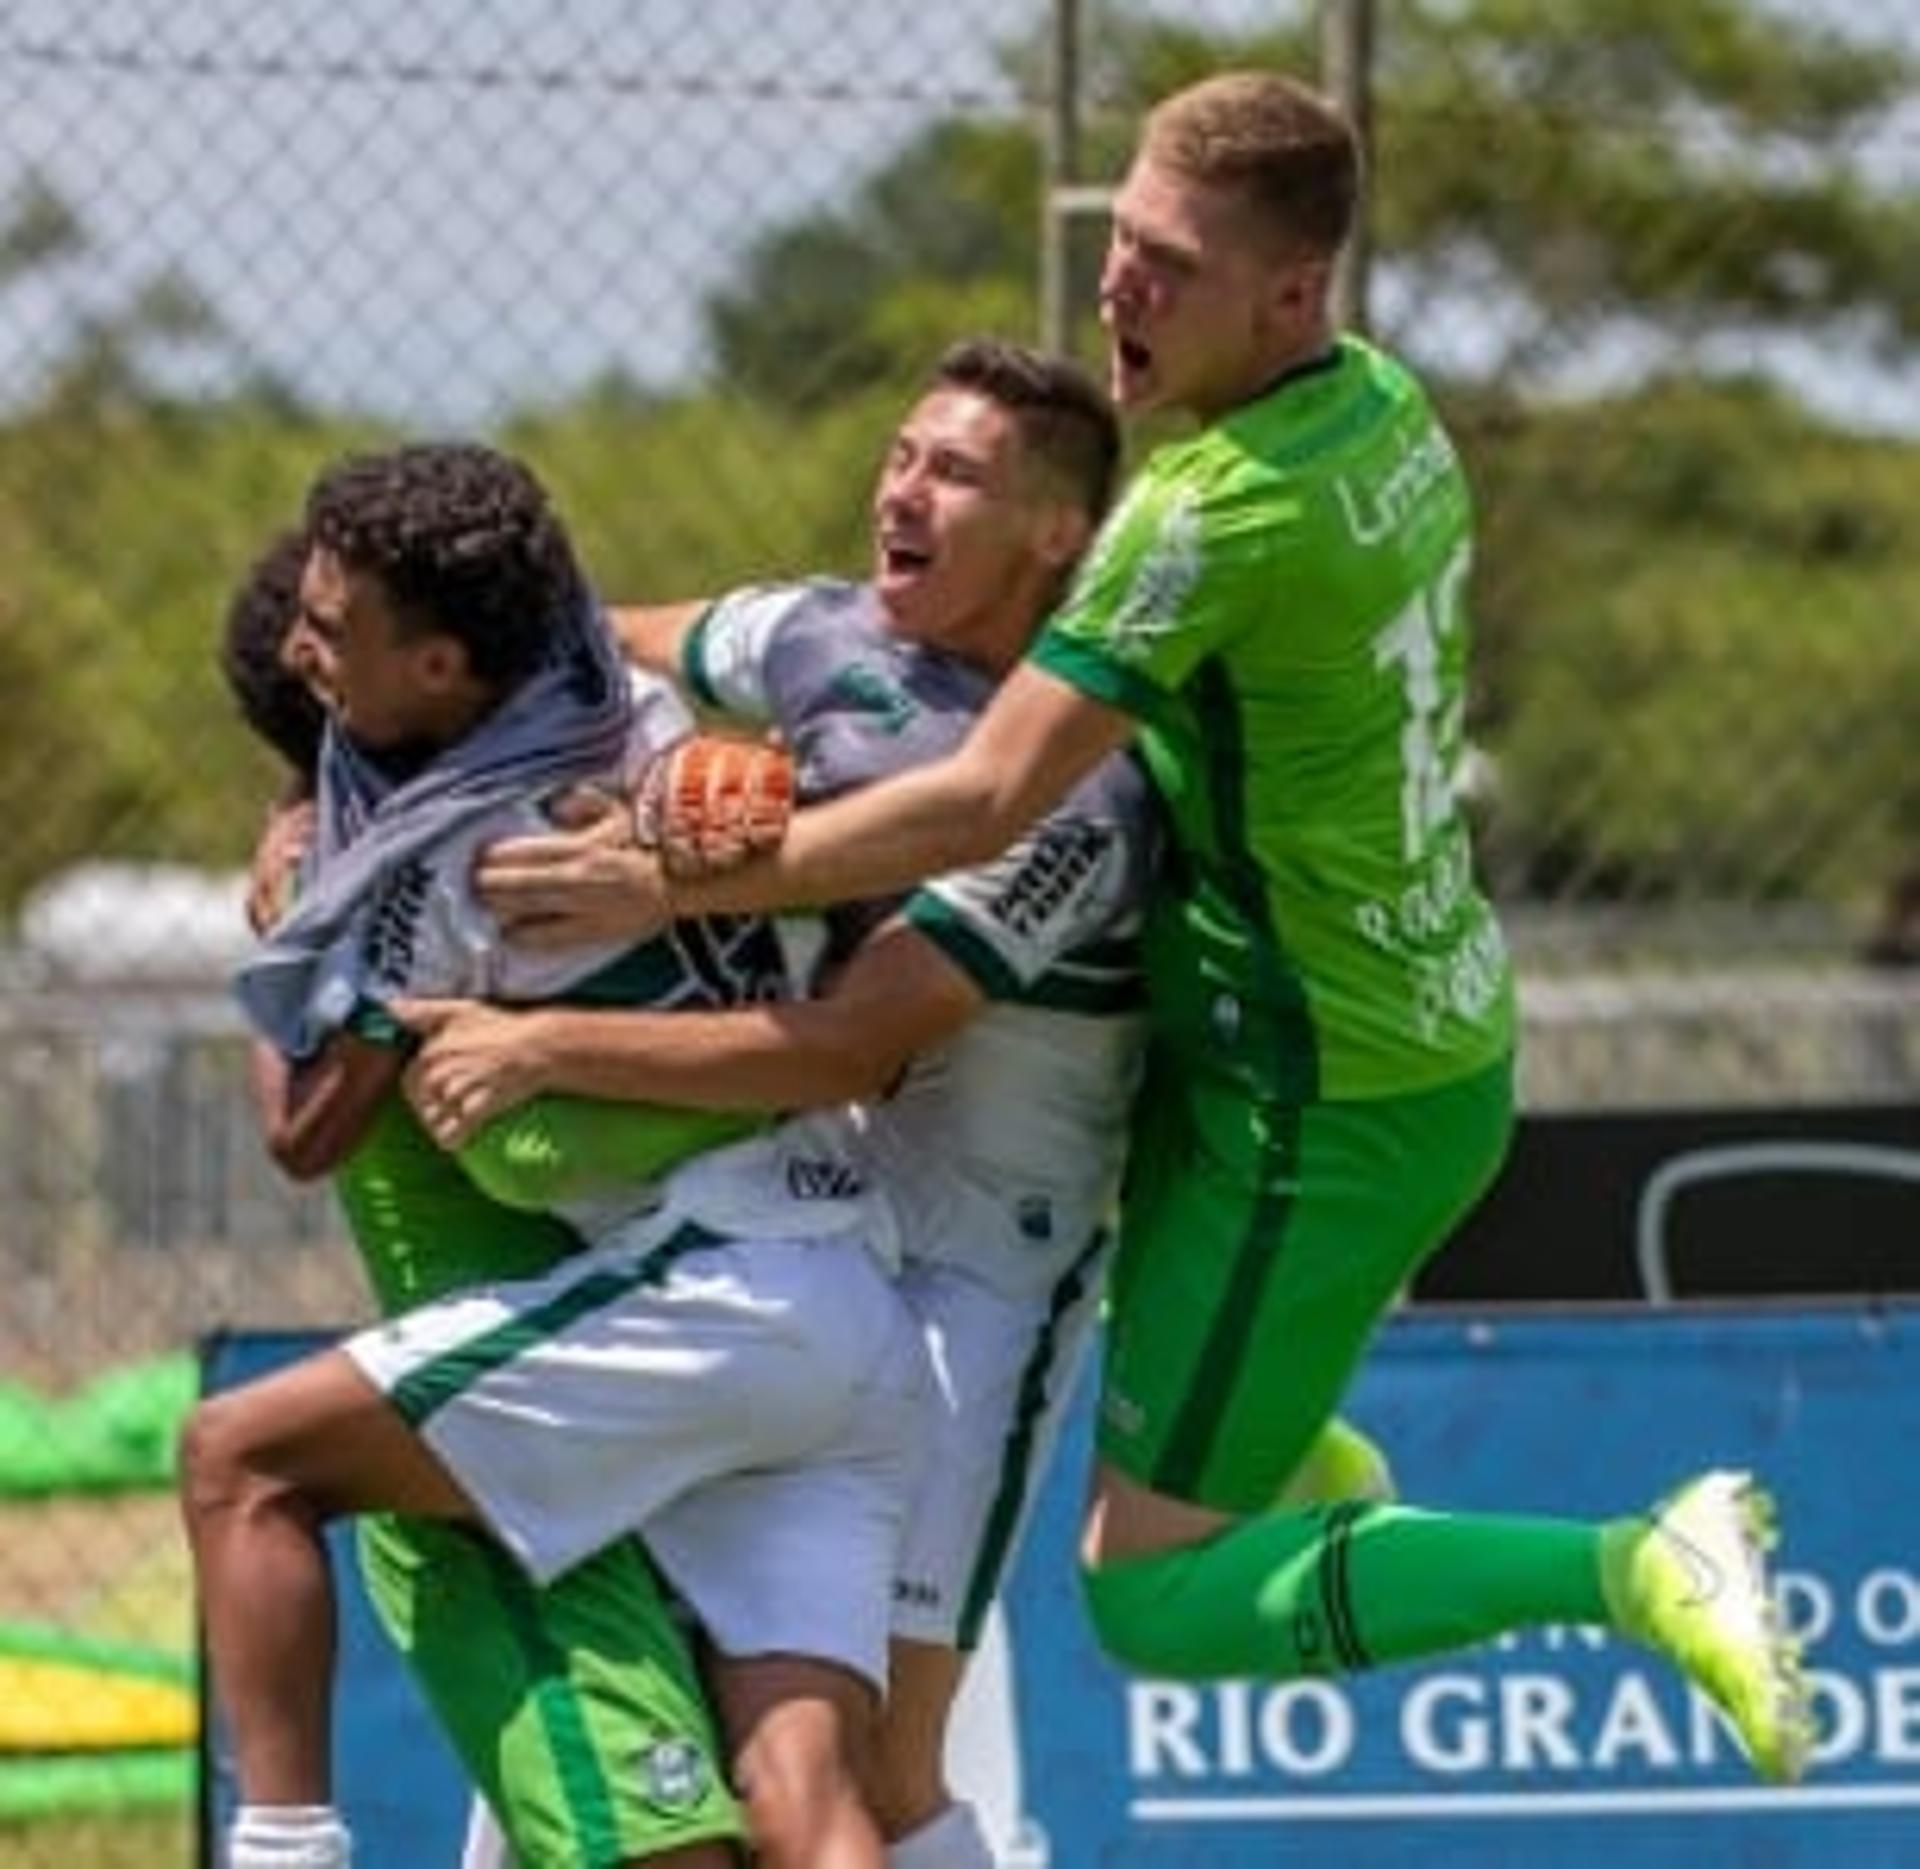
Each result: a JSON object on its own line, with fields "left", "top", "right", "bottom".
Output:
{"left": 1370, "top": 542, "right": 1472, "bottom": 864}
{"left": 1335, "top": 420, "right": 1461, "bottom": 546}
{"left": 1410, "top": 918, "right": 1510, "bottom": 1045}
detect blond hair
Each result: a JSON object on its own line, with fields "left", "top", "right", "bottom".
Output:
{"left": 1141, "top": 71, "right": 1359, "bottom": 257}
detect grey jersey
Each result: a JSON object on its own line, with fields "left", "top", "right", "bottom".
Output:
{"left": 308, "top": 676, "right": 784, "bottom": 1019}
{"left": 297, "top": 674, "right": 832, "bottom": 1244}
{"left": 685, "top": 578, "right": 1156, "bottom": 1299}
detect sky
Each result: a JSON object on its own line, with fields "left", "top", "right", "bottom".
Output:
{"left": 0, "top": 0, "right": 1047, "bottom": 418}
{"left": 1, "top": 0, "right": 1916, "bottom": 432}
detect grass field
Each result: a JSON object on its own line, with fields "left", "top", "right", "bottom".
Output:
{"left": 1, "top": 1808, "right": 194, "bottom": 1869}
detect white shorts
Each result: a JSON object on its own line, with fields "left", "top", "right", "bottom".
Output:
{"left": 890, "top": 1232, "right": 1109, "bottom": 1650}
{"left": 346, "top": 1209, "right": 932, "bottom": 1691}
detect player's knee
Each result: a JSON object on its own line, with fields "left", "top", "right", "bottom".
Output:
{"left": 178, "top": 1394, "right": 315, "bottom": 1533}
{"left": 179, "top": 1392, "right": 250, "bottom": 1514}
{"left": 729, "top": 1692, "right": 876, "bottom": 1859}
{"left": 867, "top": 1735, "right": 948, "bottom": 1841}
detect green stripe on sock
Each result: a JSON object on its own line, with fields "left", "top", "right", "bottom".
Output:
{"left": 1319, "top": 1503, "right": 1372, "bottom": 1670}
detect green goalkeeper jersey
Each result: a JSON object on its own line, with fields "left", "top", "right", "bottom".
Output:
{"left": 1033, "top": 335, "right": 1514, "bottom": 1102}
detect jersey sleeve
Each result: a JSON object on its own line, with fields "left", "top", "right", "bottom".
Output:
{"left": 901, "top": 774, "right": 1146, "bottom": 1003}
{"left": 1032, "top": 463, "right": 1282, "bottom": 718}
{"left": 680, "top": 584, "right": 812, "bottom": 722}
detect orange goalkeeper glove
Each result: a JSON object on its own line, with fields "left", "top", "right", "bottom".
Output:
{"left": 632, "top": 734, "right": 795, "bottom": 881}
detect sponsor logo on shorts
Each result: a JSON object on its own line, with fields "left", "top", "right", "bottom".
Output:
{"left": 1102, "top": 1390, "right": 1144, "bottom": 1437}
{"left": 634, "top": 1736, "right": 713, "bottom": 1812}
{"left": 893, "top": 1577, "right": 945, "bottom": 1611}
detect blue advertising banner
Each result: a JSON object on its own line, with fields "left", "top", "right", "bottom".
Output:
{"left": 993, "top": 1304, "right": 1920, "bottom": 1865}
{"left": 202, "top": 1304, "right": 1920, "bottom": 1865}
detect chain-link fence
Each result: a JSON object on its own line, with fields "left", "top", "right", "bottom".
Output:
{"left": 0, "top": 1, "right": 1914, "bottom": 1859}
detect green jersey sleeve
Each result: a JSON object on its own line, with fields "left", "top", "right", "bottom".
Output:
{"left": 1033, "top": 452, "right": 1288, "bottom": 717}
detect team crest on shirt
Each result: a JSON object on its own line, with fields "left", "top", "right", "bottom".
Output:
{"left": 1103, "top": 489, "right": 1202, "bottom": 659}
{"left": 634, "top": 1735, "right": 713, "bottom": 1812}
{"left": 823, "top": 663, "right": 916, "bottom": 734}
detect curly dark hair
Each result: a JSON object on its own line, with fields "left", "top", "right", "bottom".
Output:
{"left": 218, "top": 524, "right": 327, "bottom": 777}
{"left": 931, "top": 338, "right": 1121, "bottom": 521}
{"left": 304, "top": 442, "right": 586, "bottom": 689}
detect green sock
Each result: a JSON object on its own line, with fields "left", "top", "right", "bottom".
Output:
{"left": 1082, "top": 1502, "right": 1617, "bottom": 1680}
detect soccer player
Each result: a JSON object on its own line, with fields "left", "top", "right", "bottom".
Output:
{"left": 216, "top": 525, "right": 763, "bottom": 1869}
{"left": 473, "top": 75, "right": 1812, "bottom": 1784}
{"left": 188, "top": 443, "right": 931, "bottom": 1869}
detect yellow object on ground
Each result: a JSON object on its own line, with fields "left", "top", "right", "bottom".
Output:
{"left": 0, "top": 1625, "right": 195, "bottom": 1751}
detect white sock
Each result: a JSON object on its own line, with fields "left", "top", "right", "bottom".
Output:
{"left": 227, "top": 1804, "right": 353, "bottom": 1868}
{"left": 887, "top": 1800, "right": 995, "bottom": 1869}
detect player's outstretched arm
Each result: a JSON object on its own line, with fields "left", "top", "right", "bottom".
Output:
{"left": 479, "top": 662, "right": 1133, "bottom": 947}
{"left": 396, "top": 920, "right": 981, "bottom": 1151}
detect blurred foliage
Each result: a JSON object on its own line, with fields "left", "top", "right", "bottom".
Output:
{"left": 1463, "top": 378, "right": 1919, "bottom": 913}
{"left": 0, "top": 0, "right": 1913, "bottom": 937}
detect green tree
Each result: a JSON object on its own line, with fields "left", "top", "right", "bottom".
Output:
{"left": 1466, "top": 379, "right": 1918, "bottom": 925}
{"left": 0, "top": 172, "right": 85, "bottom": 288}
{"left": 707, "top": 118, "right": 1047, "bottom": 411}
{"left": 0, "top": 396, "right": 378, "bottom": 910}
{"left": 702, "top": 0, "right": 1915, "bottom": 405}
{"left": 1367, "top": 0, "right": 1919, "bottom": 387}
{"left": 690, "top": 0, "right": 1920, "bottom": 935}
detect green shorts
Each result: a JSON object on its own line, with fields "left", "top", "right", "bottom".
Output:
{"left": 355, "top": 1516, "right": 743, "bottom": 1869}
{"left": 1097, "top": 1050, "right": 1514, "bottom": 1513}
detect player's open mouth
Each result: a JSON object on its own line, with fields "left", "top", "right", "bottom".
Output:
{"left": 880, "top": 542, "right": 933, "bottom": 577}
{"left": 1116, "top": 336, "right": 1152, "bottom": 375}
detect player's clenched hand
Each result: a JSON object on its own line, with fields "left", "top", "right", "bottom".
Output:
{"left": 474, "top": 807, "right": 672, "bottom": 949}
{"left": 635, "top": 735, "right": 794, "bottom": 882}
{"left": 395, "top": 997, "right": 549, "bottom": 1148}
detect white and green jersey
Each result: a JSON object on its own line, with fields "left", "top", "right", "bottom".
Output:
{"left": 686, "top": 579, "right": 1155, "bottom": 1300}
{"left": 298, "top": 673, "right": 796, "bottom": 1242}
{"left": 1033, "top": 335, "right": 1514, "bottom": 1103}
